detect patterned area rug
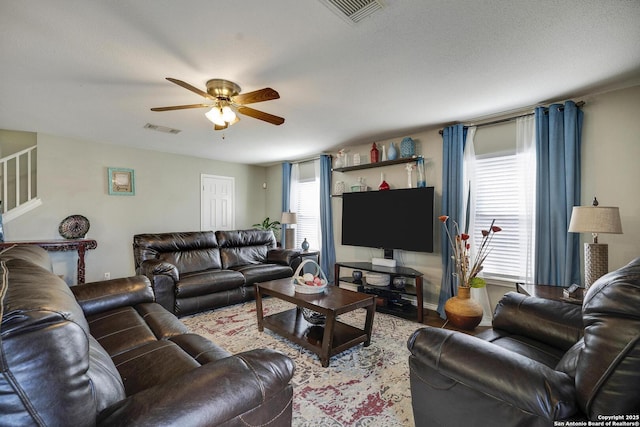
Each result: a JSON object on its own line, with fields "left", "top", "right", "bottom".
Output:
{"left": 181, "top": 298, "right": 418, "bottom": 426}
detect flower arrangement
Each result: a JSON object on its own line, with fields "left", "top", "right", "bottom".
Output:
{"left": 439, "top": 215, "right": 502, "bottom": 288}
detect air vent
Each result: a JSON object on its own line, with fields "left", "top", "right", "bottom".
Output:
{"left": 318, "top": 0, "right": 384, "bottom": 24}
{"left": 144, "top": 123, "right": 181, "bottom": 134}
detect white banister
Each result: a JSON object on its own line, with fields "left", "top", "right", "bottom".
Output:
{"left": 0, "top": 145, "right": 39, "bottom": 218}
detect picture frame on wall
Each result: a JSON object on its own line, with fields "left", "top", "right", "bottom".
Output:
{"left": 108, "top": 167, "right": 135, "bottom": 196}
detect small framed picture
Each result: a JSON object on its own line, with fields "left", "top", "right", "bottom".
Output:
{"left": 108, "top": 167, "right": 135, "bottom": 196}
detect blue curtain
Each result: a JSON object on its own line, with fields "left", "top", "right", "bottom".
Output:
{"left": 319, "top": 155, "right": 336, "bottom": 284}
{"left": 281, "top": 162, "right": 292, "bottom": 248}
{"left": 437, "top": 124, "right": 467, "bottom": 318}
{"left": 534, "top": 101, "right": 582, "bottom": 285}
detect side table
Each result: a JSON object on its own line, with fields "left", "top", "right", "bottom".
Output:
{"left": 0, "top": 239, "right": 97, "bottom": 284}
{"left": 516, "top": 283, "right": 584, "bottom": 305}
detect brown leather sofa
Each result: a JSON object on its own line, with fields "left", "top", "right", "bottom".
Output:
{"left": 408, "top": 257, "right": 640, "bottom": 426}
{"left": 133, "top": 229, "right": 302, "bottom": 316}
{"left": 0, "top": 245, "right": 295, "bottom": 426}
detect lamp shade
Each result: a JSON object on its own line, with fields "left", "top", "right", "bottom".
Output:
{"left": 568, "top": 206, "right": 623, "bottom": 234}
{"left": 281, "top": 212, "right": 297, "bottom": 225}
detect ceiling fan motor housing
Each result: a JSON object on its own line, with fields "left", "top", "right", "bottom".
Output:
{"left": 206, "top": 79, "right": 241, "bottom": 99}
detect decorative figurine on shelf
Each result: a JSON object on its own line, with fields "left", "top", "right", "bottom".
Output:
{"left": 370, "top": 143, "right": 379, "bottom": 163}
{"left": 400, "top": 137, "right": 415, "bottom": 158}
{"left": 388, "top": 142, "right": 398, "bottom": 160}
{"left": 405, "top": 163, "right": 415, "bottom": 188}
{"left": 301, "top": 238, "right": 310, "bottom": 251}
{"left": 416, "top": 157, "right": 426, "bottom": 188}
{"left": 378, "top": 173, "right": 390, "bottom": 191}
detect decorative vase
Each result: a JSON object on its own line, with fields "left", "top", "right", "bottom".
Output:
{"left": 388, "top": 142, "right": 398, "bottom": 160}
{"left": 301, "top": 238, "right": 310, "bottom": 251}
{"left": 416, "top": 157, "right": 426, "bottom": 188}
{"left": 378, "top": 173, "right": 390, "bottom": 191}
{"left": 400, "top": 137, "right": 415, "bottom": 158}
{"left": 370, "top": 143, "right": 379, "bottom": 163}
{"left": 444, "top": 286, "right": 483, "bottom": 330}
{"left": 381, "top": 144, "right": 387, "bottom": 161}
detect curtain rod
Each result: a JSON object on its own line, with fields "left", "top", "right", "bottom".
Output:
{"left": 438, "top": 101, "right": 584, "bottom": 135}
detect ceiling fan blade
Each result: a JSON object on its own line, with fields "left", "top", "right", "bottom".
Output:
{"left": 151, "top": 103, "right": 210, "bottom": 112}
{"left": 237, "top": 106, "right": 285, "bottom": 125}
{"left": 232, "top": 88, "right": 280, "bottom": 105}
{"left": 165, "top": 77, "right": 215, "bottom": 100}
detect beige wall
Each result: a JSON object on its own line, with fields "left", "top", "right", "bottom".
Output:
{"left": 5, "top": 133, "right": 267, "bottom": 284}
{"left": 266, "top": 83, "right": 640, "bottom": 312}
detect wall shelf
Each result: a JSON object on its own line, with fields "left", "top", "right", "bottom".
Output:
{"left": 332, "top": 156, "right": 420, "bottom": 173}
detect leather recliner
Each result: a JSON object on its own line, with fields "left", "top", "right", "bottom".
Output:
{"left": 407, "top": 257, "right": 640, "bottom": 426}
{"left": 0, "top": 245, "right": 295, "bottom": 426}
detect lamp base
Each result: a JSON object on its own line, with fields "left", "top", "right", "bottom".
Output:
{"left": 285, "top": 228, "right": 295, "bottom": 249}
{"left": 584, "top": 242, "right": 608, "bottom": 289}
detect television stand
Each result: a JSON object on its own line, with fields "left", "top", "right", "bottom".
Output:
{"left": 334, "top": 261, "right": 424, "bottom": 323}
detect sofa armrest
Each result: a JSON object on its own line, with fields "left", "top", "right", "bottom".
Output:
{"left": 97, "top": 348, "right": 294, "bottom": 427}
{"left": 408, "top": 327, "right": 578, "bottom": 420}
{"left": 267, "top": 248, "right": 302, "bottom": 266}
{"left": 492, "top": 291, "right": 583, "bottom": 350}
{"left": 71, "top": 276, "right": 155, "bottom": 317}
{"left": 138, "top": 259, "right": 179, "bottom": 282}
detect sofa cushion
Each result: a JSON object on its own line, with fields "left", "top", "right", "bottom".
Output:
{"left": 176, "top": 269, "right": 245, "bottom": 298}
{"left": 0, "top": 244, "right": 53, "bottom": 271}
{"left": 216, "top": 229, "right": 277, "bottom": 269}
{"left": 575, "top": 257, "right": 640, "bottom": 418}
{"left": 133, "top": 231, "right": 223, "bottom": 273}
{"left": 111, "top": 340, "right": 201, "bottom": 395}
{"left": 231, "top": 263, "right": 294, "bottom": 287}
{"left": 0, "top": 256, "right": 124, "bottom": 426}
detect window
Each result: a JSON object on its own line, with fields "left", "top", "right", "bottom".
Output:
{"left": 290, "top": 160, "right": 321, "bottom": 251}
{"left": 473, "top": 154, "right": 534, "bottom": 282}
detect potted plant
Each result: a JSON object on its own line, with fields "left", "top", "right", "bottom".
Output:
{"left": 439, "top": 215, "right": 501, "bottom": 329}
{"left": 252, "top": 217, "right": 281, "bottom": 239}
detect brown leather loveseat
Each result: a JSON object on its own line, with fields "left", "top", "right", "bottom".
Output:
{"left": 0, "top": 245, "right": 295, "bottom": 426}
{"left": 133, "top": 229, "right": 301, "bottom": 316}
{"left": 407, "top": 257, "right": 640, "bottom": 426}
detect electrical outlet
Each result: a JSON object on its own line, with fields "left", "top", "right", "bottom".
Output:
{"left": 104, "top": 272, "right": 110, "bottom": 280}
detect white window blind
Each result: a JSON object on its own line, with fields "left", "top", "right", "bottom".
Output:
{"left": 293, "top": 178, "right": 321, "bottom": 250}
{"left": 473, "top": 154, "right": 528, "bottom": 281}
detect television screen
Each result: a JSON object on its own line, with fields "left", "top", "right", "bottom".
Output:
{"left": 341, "top": 187, "right": 434, "bottom": 253}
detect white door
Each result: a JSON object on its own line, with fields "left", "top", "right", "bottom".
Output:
{"left": 201, "top": 174, "right": 235, "bottom": 231}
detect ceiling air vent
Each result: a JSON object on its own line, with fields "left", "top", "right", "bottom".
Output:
{"left": 144, "top": 123, "right": 181, "bottom": 134}
{"left": 318, "top": 0, "right": 384, "bottom": 24}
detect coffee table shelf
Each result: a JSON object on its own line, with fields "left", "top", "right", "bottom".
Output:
{"left": 262, "top": 308, "right": 370, "bottom": 358}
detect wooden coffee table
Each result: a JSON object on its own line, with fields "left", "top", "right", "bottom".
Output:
{"left": 255, "top": 278, "right": 376, "bottom": 367}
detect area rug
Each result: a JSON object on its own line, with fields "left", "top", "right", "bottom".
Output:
{"left": 181, "top": 298, "right": 418, "bottom": 426}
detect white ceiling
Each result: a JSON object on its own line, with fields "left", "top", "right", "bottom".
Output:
{"left": 2, "top": 1, "right": 639, "bottom": 166}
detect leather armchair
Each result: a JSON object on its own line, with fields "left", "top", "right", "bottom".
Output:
{"left": 408, "top": 257, "right": 640, "bottom": 426}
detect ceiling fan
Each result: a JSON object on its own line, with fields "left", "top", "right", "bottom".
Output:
{"left": 151, "top": 77, "right": 284, "bottom": 130}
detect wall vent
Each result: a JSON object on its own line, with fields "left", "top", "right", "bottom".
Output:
{"left": 144, "top": 123, "right": 181, "bottom": 134}
{"left": 318, "top": 0, "right": 384, "bottom": 24}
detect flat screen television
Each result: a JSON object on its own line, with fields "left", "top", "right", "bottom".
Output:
{"left": 341, "top": 187, "right": 434, "bottom": 254}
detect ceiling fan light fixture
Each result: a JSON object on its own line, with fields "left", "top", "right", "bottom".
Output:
{"left": 205, "top": 107, "right": 226, "bottom": 127}
{"left": 221, "top": 106, "right": 236, "bottom": 122}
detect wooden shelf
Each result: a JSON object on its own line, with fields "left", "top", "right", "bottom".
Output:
{"left": 332, "top": 156, "right": 420, "bottom": 173}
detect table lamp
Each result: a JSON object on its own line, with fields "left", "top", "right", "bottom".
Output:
{"left": 568, "top": 197, "right": 623, "bottom": 288}
{"left": 281, "top": 212, "right": 297, "bottom": 249}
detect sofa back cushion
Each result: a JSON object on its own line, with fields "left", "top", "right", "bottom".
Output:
{"left": 576, "top": 257, "right": 640, "bottom": 418}
{"left": 216, "top": 229, "right": 277, "bottom": 269}
{"left": 0, "top": 244, "right": 53, "bottom": 271}
{"left": 133, "top": 231, "right": 222, "bottom": 274}
{"left": 0, "top": 254, "right": 125, "bottom": 426}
